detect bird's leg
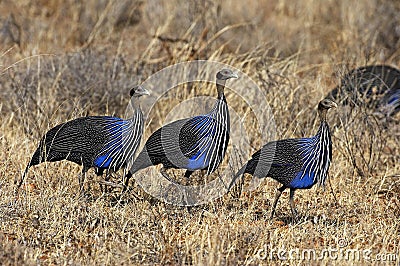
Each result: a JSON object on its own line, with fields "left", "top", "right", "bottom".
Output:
{"left": 96, "top": 168, "right": 106, "bottom": 193}
{"left": 289, "top": 188, "right": 298, "bottom": 221}
{"left": 184, "top": 170, "right": 194, "bottom": 179}
{"left": 270, "top": 185, "right": 286, "bottom": 219}
{"left": 160, "top": 167, "right": 175, "bottom": 183}
{"left": 121, "top": 172, "right": 132, "bottom": 194}
{"left": 103, "top": 169, "right": 110, "bottom": 194}
{"left": 78, "top": 167, "right": 88, "bottom": 197}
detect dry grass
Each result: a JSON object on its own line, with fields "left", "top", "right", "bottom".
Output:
{"left": 1, "top": 0, "right": 400, "bottom": 265}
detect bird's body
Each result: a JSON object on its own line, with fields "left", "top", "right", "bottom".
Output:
{"left": 379, "top": 86, "right": 400, "bottom": 117}
{"left": 229, "top": 99, "right": 337, "bottom": 219}
{"left": 326, "top": 65, "right": 400, "bottom": 117}
{"left": 28, "top": 116, "right": 142, "bottom": 172}
{"left": 123, "top": 69, "right": 237, "bottom": 190}
{"left": 16, "top": 86, "right": 149, "bottom": 194}
{"left": 132, "top": 97, "right": 229, "bottom": 175}
{"left": 236, "top": 121, "right": 331, "bottom": 189}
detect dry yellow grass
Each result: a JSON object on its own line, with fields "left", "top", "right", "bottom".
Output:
{"left": 0, "top": 0, "right": 399, "bottom": 265}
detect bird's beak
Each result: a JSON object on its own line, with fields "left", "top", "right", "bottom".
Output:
{"left": 331, "top": 101, "right": 338, "bottom": 108}
{"left": 135, "top": 85, "right": 150, "bottom": 96}
{"left": 141, "top": 88, "right": 150, "bottom": 96}
{"left": 231, "top": 72, "right": 239, "bottom": 79}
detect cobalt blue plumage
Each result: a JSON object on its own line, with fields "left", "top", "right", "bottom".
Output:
{"left": 123, "top": 69, "right": 238, "bottom": 191}
{"left": 15, "top": 86, "right": 149, "bottom": 195}
{"left": 228, "top": 99, "right": 337, "bottom": 219}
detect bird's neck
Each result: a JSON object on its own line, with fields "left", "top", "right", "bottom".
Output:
{"left": 314, "top": 113, "right": 331, "bottom": 145}
{"left": 216, "top": 80, "right": 226, "bottom": 99}
{"left": 316, "top": 120, "right": 329, "bottom": 136}
{"left": 210, "top": 83, "right": 229, "bottom": 130}
{"left": 318, "top": 109, "right": 328, "bottom": 123}
{"left": 308, "top": 111, "right": 332, "bottom": 188}
{"left": 129, "top": 98, "right": 142, "bottom": 119}
{"left": 213, "top": 82, "right": 227, "bottom": 111}
{"left": 316, "top": 109, "right": 330, "bottom": 136}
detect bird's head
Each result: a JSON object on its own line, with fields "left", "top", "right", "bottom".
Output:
{"left": 318, "top": 99, "right": 338, "bottom": 110}
{"left": 216, "top": 69, "right": 238, "bottom": 98}
{"left": 216, "top": 69, "right": 239, "bottom": 81}
{"left": 318, "top": 99, "right": 337, "bottom": 121}
{"left": 130, "top": 85, "right": 150, "bottom": 98}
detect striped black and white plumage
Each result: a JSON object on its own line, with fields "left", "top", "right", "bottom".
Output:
{"left": 325, "top": 65, "right": 400, "bottom": 117}
{"left": 15, "top": 85, "right": 149, "bottom": 194}
{"left": 123, "top": 69, "right": 238, "bottom": 191}
{"left": 228, "top": 99, "right": 337, "bottom": 219}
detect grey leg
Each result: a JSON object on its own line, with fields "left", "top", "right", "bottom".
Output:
{"left": 103, "top": 169, "right": 110, "bottom": 193}
{"left": 122, "top": 171, "right": 132, "bottom": 194}
{"left": 160, "top": 167, "right": 175, "bottom": 183}
{"left": 79, "top": 166, "right": 88, "bottom": 197}
{"left": 270, "top": 185, "right": 286, "bottom": 219}
{"left": 184, "top": 170, "right": 194, "bottom": 179}
{"left": 289, "top": 188, "right": 298, "bottom": 220}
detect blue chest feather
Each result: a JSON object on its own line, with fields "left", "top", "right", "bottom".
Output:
{"left": 93, "top": 117, "right": 128, "bottom": 168}
{"left": 289, "top": 171, "right": 316, "bottom": 189}
{"left": 191, "top": 115, "right": 216, "bottom": 136}
{"left": 388, "top": 95, "right": 399, "bottom": 105}
{"left": 183, "top": 115, "right": 218, "bottom": 171}
{"left": 288, "top": 138, "right": 319, "bottom": 189}
{"left": 186, "top": 150, "right": 209, "bottom": 171}
{"left": 94, "top": 155, "right": 113, "bottom": 168}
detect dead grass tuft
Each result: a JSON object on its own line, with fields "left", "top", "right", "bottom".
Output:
{"left": 0, "top": 0, "right": 399, "bottom": 265}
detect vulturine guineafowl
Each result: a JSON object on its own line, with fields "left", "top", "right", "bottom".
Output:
{"left": 379, "top": 83, "right": 400, "bottom": 117}
{"left": 15, "top": 85, "right": 149, "bottom": 195}
{"left": 228, "top": 99, "right": 337, "bottom": 220}
{"left": 123, "top": 69, "right": 238, "bottom": 192}
{"left": 325, "top": 65, "right": 400, "bottom": 117}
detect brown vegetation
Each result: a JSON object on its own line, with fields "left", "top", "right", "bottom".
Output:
{"left": 0, "top": 0, "right": 399, "bottom": 264}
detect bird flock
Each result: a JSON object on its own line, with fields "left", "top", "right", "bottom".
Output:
{"left": 15, "top": 64, "right": 400, "bottom": 220}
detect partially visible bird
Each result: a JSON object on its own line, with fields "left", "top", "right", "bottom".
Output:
{"left": 228, "top": 99, "right": 337, "bottom": 220}
{"left": 325, "top": 65, "right": 400, "bottom": 117}
{"left": 123, "top": 69, "right": 238, "bottom": 191}
{"left": 379, "top": 85, "right": 400, "bottom": 117}
{"left": 15, "top": 85, "right": 150, "bottom": 195}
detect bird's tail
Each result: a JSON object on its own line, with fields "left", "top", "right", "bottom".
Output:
{"left": 14, "top": 164, "right": 31, "bottom": 194}
{"left": 227, "top": 163, "right": 247, "bottom": 192}
{"left": 122, "top": 165, "right": 138, "bottom": 193}
{"left": 122, "top": 152, "right": 152, "bottom": 192}
{"left": 14, "top": 149, "right": 41, "bottom": 194}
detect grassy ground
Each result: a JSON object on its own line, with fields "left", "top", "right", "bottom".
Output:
{"left": 0, "top": 0, "right": 399, "bottom": 265}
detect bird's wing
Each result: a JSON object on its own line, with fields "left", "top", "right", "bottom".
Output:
{"left": 142, "top": 115, "right": 222, "bottom": 170}
{"left": 178, "top": 115, "right": 217, "bottom": 158}
{"left": 247, "top": 139, "right": 304, "bottom": 178}
{"left": 42, "top": 117, "right": 110, "bottom": 154}
{"left": 143, "top": 118, "right": 191, "bottom": 158}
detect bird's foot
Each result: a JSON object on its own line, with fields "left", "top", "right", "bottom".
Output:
{"left": 269, "top": 210, "right": 276, "bottom": 220}
{"left": 99, "top": 180, "right": 124, "bottom": 189}
{"left": 160, "top": 168, "right": 178, "bottom": 184}
{"left": 78, "top": 190, "right": 94, "bottom": 202}
{"left": 13, "top": 186, "right": 20, "bottom": 198}
{"left": 118, "top": 185, "right": 143, "bottom": 201}
{"left": 291, "top": 208, "right": 299, "bottom": 222}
